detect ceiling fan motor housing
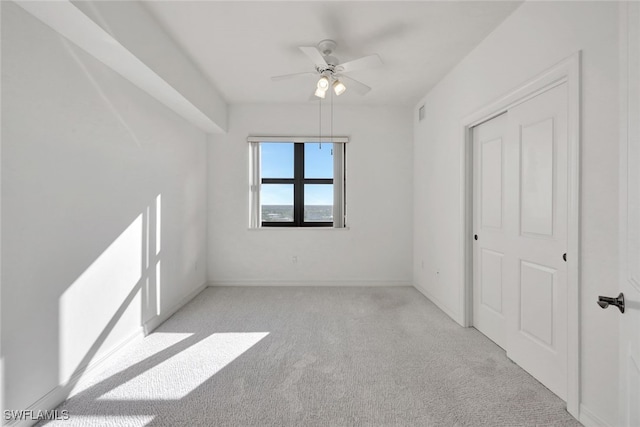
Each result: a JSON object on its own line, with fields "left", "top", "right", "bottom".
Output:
{"left": 323, "top": 56, "right": 339, "bottom": 67}
{"left": 316, "top": 63, "right": 337, "bottom": 76}
{"left": 318, "top": 40, "right": 340, "bottom": 69}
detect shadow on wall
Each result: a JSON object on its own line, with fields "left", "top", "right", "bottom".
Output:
{"left": 3, "top": 191, "right": 166, "bottom": 424}
{"left": 1, "top": 11, "right": 204, "bottom": 422}
{"left": 56, "top": 195, "right": 163, "bottom": 399}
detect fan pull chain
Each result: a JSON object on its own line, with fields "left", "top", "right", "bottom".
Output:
{"left": 319, "top": 95, "right": 322, "bottom": 150}
{"left": 330, "top": 79, "right": 334, "bottom": 156}
{"left": 318, "top": 95, "right": 322, "bottom": 150}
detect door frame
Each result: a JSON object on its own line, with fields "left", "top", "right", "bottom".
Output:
{"left": 619, "top": 1, "right": 639, "bottom": 424}
{"left": 460, "top": 52, "right": 581, "bottom": 418}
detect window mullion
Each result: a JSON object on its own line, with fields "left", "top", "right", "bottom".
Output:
{"left": 294, "top": 143, "right": 305, "bottom": 226}
{"left": 303, "top": 179, "right": 333, "bottom": 185}
{"left": 262, "top": 178, "right": 295, "bottom": 184}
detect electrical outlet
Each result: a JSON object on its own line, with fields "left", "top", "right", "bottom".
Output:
{"left": 292, "top": 256, "right": 298, "bottom": 264}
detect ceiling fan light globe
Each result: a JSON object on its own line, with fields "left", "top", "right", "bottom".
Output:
{"left": 317, "top": 76, "right": 330, "bottom": 90}
{"left": 314, "top": 87, "right": 327, "bottom": 99}
{"left": 333, "top": 80, "right": 346, "bottom": 96}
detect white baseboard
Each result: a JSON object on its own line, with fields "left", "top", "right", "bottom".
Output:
{"left": 415, "top": 285, "right": 610, "bottom": 427}
{"left": 208, "top": 279, "right": 412, "bottom": 287}
{"left": 579, "top": 404, "right": 613, "bottom": 427}
{"left": 5, "top": 328, "right": 144, "bottom": 427}
{"left": 413, "top": 282, "right": 464, "bottom": 326}
{"left": 4, "top": 282, "right": 208, "bottom": 427}
{"left": 143, "top": 282, "right": 207, "bottom": 334}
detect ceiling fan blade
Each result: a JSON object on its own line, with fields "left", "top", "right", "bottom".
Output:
{"left": 338, "top": 74, "right": 371, "bottom": 96}
{"left": 336, "top": 54, "right": 382, "bottom": 73}
{"left": 271, "top": 72, "right": 316, "bottom": 81}
{"left": 299, "top": 46, "right": 328, "bottom": 68}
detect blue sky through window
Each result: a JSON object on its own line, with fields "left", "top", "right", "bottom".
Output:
{"left": 261, "top": 143, "right": 333, "bottom": 205}
{"left": 305, "top": 184, "right": 333, "bottom": 205}
{"left": 261, "top": 143, "right": 293, "bottom": 178}
{"left": 261, "top": 184, "right": 293, "bottom": 205}
{"left": 304, "top": 143, "right": 333, "bottom": 179}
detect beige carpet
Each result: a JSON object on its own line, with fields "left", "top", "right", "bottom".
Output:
{"left": 39, "top": 286, "right": 581, "bottom": 426}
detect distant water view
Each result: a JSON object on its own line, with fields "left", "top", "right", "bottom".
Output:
{"left": 262, "top": 205, "right": 333, "bottom": 222}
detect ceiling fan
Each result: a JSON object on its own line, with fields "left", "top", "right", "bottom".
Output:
{"left": 271, "top": 39, "right": 382, "bottom": 98}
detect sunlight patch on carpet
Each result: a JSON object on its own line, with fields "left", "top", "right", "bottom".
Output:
{"left": 98, "top": 332, "right": 269, "bottom": 400}
{"left": 63, "top": 415, "right": 155, "bottom": 427}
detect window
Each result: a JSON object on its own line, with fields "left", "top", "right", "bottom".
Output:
{"left": 249, "top": 137, "right": 347, "bottom": 228}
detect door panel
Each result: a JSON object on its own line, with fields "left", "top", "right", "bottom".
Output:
{"left": 519, "top": 260, "right": 556, "bottom": 349}
{"left": 506, "top": 83, "right": 568, "bottom": 400}
{"left": 481, "top": 138, "right": 504, "bottom": 229}
{"left": 520, "top": 117, "right": 555, "bottom": 237}
{"left": 473, "top": 113, "right": 508, "bottom": 350}
{"left": 481, "top": 249, "right": 504, "bottom": 314}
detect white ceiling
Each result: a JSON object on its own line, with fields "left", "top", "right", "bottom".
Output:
{"left": 145, "top": 1, "right": 522, "bottom": 107}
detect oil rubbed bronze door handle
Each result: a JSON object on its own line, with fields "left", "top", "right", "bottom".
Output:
{"left": 597, "top": 293, "right": 625, "bottom": 313}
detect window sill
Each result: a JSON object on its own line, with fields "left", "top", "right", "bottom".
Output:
{"left": 248, "top": 227, "right": 350, "bottom": 231}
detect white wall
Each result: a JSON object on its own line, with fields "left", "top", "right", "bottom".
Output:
{"left": 412, "top": 2, "right": 619, "bottom": 425}
{"left": 208, "top": 104, "right": 412, "bottom": 286}
{"left": 1, "top": 2, "right": 207, "bottom": 416}
{"left": 72, "top": 0, "right": 228, "bottom": 132}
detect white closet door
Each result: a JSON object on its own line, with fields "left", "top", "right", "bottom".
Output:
{"left": 473, "top": 113, "right": 509, "bottom": 349}
{"left": 504, "top": 83, "right": 568, "bottom": 400}
{"left": 473, "top": 83, "right": 569, "bottom": 400}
